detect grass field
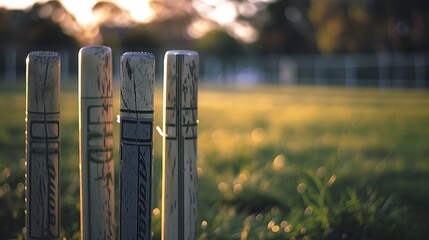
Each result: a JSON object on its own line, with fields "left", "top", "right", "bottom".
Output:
{"left": 1, "top": 83, "right": 429, "bottom": 239}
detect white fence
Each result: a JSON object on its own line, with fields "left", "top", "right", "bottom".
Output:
{"left": 2, "top": 46, "right": 428, "bottom": 88}
{"left": 202, "top": 53, "right": 429, "bottom": 88}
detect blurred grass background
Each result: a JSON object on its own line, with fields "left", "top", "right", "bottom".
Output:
{"left": 0, "top": 83, "right": 429, "bottom": 239}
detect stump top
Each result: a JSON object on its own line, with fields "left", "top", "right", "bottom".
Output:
{"left": 165, "top": 50, "right": 198, "bottom": 56}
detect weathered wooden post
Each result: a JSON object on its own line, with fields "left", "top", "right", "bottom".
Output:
{"left": 79, "top": 46, "right": 114, "bottom": 240}
{"left": 119, "top": 52, "right": 155, "bottom": 240}
{"left": 25, "top": 51, "right": 61, "bottom": 240}
{"left": 162, "top": 50, "right": 199, "bottom": 240}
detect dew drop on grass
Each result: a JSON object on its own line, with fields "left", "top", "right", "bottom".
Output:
{"left": 197, "top": 167, "right": 204, "bottom": 177}
{"left": 152, "top": 208, "right": 160, "bottom": 216}
{"left": 297, "top": 183, "right": 306, "bottom": 193}
{"left": 20, "top": 158, "right": 26, "bottom": 170}
{"left": 218, "top": 182, "right": 228, "bottom": 192}
{"left": 283, "top": 225, "right": 291, "bottom": 232}
{"left": 251, "top": 128, "right": 265, "bottom": 144}
{"left": 241, "top": 230, "right": 248, "bottom": 238}
{"left": 201, "top": 220, "right": 208, "bottom": 229}
{"left": 2, "top": 168, "right": 11, "bottom": 178}
{"left": 272, "top": 225, "right": 280, "bottom": 233}
{"left": 273, "top": 154, "right": 286, "bottom": 170}
{"left": 304, "top": 206, "right": 313, "bottom": 216}
{"left": 328, "top": 175, "right": 337, "bottom": 185}
{"left": 233, "top": 183, "right": 243, "bottom": 193}
{"left": 316, "top": 166, "right": 326, "bottom": 177}
{"left": 267, "top": 220, "right": 275, "bottom": 229}
{"left": 239, "top": 170, "right": 249, "bottom": 181}
{"left": 17, "top": 182, "right": 24, "bottom": 192}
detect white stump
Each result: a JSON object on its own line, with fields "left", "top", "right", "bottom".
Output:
{"left": 162, "top": 50, "right": 199, "bottom": 240}
{"left": 79, "top": 46, "right": 114, "bottom": 240}
{"left": 119, "top": 52, "right": 155, "bottom": 240}
{"left": 25, "top": 51, "right": 61, "bottom": 240}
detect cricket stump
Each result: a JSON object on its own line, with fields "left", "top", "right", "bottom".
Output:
{"left": 79, "top": 46, "right": 114, "bottom": 240}
{"left": 162, "top": 50, "right": 199, "bottom": 240}
{"left": 119, "top": 52, "right": 155, "bottom": 240}
{"left": 25, "top": 51, "right": 61, "bottom": 240}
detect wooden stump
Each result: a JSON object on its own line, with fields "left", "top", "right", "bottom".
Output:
{"left": 119, "top": 52, "right": 155, "bottom": 240}
{"left": 162, "top": 50, "right": 199, "bottom": 240}
{"left": 79, "top": 46, "right": 114, "bottom": 240}
{"left": 25, "top": 51, "right": 61, "bottom": 240}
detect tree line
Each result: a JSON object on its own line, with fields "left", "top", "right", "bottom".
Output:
{"left": 0, "top": 0, "right": 428, "bottom": 56}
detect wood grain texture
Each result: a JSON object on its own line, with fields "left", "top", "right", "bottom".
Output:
{"left": 162, "top": 50, "right": 199, "bottom": 240}
{"left": 119, "top": 52, "right": 155, "bottom": 240}
{"left": 25, "top": 51, "right": 61, "bottom": 240}
{"left": 79, "top": 46, "right": 114, "bottom": 240}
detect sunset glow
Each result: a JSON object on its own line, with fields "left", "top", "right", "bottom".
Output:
{"left": 0, "top": 0, "right": 155, "bottom": 26}
{"left": 0, "top": 0, "right": 267, "bottom": 43}
{"left": 61, "top": 0, "right": 98, "bottom": 26}
{"left": 113, "top": 0, "right": 155, "bottom": 23}
{"left": 0, "top": 0, "right": 43, "bottom": 10}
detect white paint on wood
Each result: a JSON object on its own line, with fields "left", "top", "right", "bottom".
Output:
{"left": 79, "top": 46, "right": 114, "bottom": 240}
{"left": 162, "top": 50, "right": 199, "bottom": 240}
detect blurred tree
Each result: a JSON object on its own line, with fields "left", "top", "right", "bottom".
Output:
{"left": 93, "top": 1, "right": 134, "bottom": 27}
{"left": 1, "top": 0, "right": 429, "bottom": 54}
{"left": 0, "top": 1, "right": 79, "bottom": 48}
{"left": 119, "top": 25, "right": 161, "bottom": 52}
{"left": 93, "top": 1, "right": 136, "bottom": 50}
{"left": 23, "top": 18, "right": 77, "bottom": 47}
{"left": 95, "top": 0, "right": 196, "bottom": 51}
{"left": 0, "top": 8, "right": 13, "bottom": 45}
{"left": 254, "top": 0, "right": 317, "bottom": 54}
{"left": 379, "top": 0, "right": 429, "bottom": 52}
{"left": 307, "top": 0, "right": 429, "bottom": 53}
{"left": 195, "top": 29, "right": 245, "bottom": 56}
{"left": 308, "top": 0, "right": 373, "bottom": 53}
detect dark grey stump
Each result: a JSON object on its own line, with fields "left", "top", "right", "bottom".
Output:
{"left": 119, "top": 52, "right": 155, "bottom": 240}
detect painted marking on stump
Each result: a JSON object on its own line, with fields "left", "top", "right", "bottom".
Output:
{"left": 119, "top": 52, "right": 155, "bottom": 240}
{"left": 26, "top": 51, "right": 61, "bottom": 240}
{"left": 162, "top": 50, "right": 199, "bottom": 240}
{"left": 79, "top": 46, "right": 114, "bottom": 240}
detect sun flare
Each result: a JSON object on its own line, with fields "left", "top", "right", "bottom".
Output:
{"left": 0, "top": 0, "right": 155, "bottom": 26}
{"left": 0, "top": 0, "right": 264, "bottom": 44}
